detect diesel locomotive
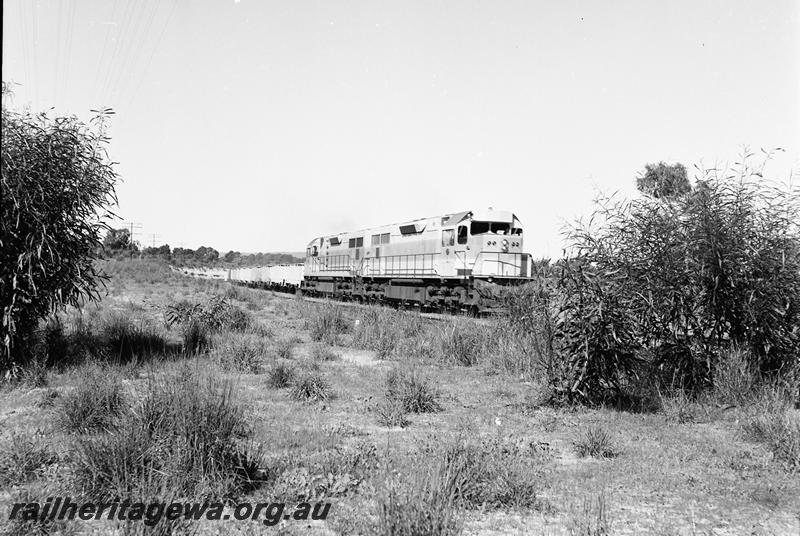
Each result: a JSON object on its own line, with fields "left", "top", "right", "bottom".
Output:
{"left": 203, "top": 208, "right": 531, "bottom": 312}
{"left": 300, "top": 208, "right": 531, "bottom": 311}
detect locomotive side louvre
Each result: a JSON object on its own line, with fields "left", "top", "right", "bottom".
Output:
{"left": 301, "top": 208, "right": 532, "bottom": 311}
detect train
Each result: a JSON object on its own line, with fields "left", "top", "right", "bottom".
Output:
{"left": 179, "top": 208, "right": 532, "bottom": 312}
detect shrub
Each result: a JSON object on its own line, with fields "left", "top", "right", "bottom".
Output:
{"left": 574, "top": 426, "right": 618, "bottom": 458}
{"left": 73, "top": 367, "right": 265, "bottom": 502}
{"left": 164, "top": 296, "right": 251, "bottom": 354}
{"left": 308, "top": 302, "right": 349, "bottom": 344}
{"left": 268, "top": 363, "right": 296, "bottom": 388}
{"left": 58, "top": 365, "right": 127, "bottom": 433}
{"left": 0, "top": 432, "right": 58, "bottom": 486}
{"left": 385, "top": 366, "right": 442, "bottom": 413}
{"left": 291, "top": 371, "right": 331, "bottom": 402}
{"left": 2, "top": 97, "right": 118, "bottom": 375}
{"left": 557, "top": 152, "right": 800, "bottom": 402}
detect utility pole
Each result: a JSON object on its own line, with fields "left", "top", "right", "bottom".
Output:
{"left": 123, "top": 222, "right": 143, "bottom": 249}
{"left": 149, "top": 233, "right": 161, "bottom": 248}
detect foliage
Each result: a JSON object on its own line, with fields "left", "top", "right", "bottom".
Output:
{"left": 557, "top": 152, "right": 800, "bottom": 403}
{"left": 103, "top": 228, "right": 135, "bottom": 251}
{"left": 1, "top": 96, "right": 118, "bottom": 374}
{"left": 164, "top": 296, "right": 250, "bottom": 353}
{"left": 636, "top": 161, "right": 691, "bottom": 199}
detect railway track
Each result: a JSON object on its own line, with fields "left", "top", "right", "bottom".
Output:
{"left": 232, "top": 282, "right": 496, "bottom": 324}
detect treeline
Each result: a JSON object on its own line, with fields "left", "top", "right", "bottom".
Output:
{"left": 101, "top": 229, "right": 302, "bottom": 267}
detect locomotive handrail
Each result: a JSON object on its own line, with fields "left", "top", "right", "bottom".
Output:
{"left": 359, "top": 253, "right": 439, "bottom": 277}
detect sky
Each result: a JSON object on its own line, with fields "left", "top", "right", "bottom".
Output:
{"left": 3, "top": 0, "right": 799, "bottom": 258}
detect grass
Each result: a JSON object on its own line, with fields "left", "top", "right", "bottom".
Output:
{"left": 3, "top": 258, "right": 800, "bottom": 536}
{"left": 375, "top": 397, "right": 410, "bottom": 428}
{"left": 275, "top": 337, "right": 296, "bottom": 359}
{"left": 385, "top": 365, "right": 443, "bottom": 413}
{"left": 291, "top": 370, "right": 332, "bottom": 402}
{"left": 741, "top": 385, "right": 800, "bottom": 471}
{"left": 267, "top": 362, "right": 296, "bottom": 388}
{"left": 377, "top": 457, "right": 464, "bottom": 536}
{"left": 57, "top": 364, "right": 128, "bottom": 433}
{"left": 307, "top": 302, "right": 349, "bottom": 344}
{"left": 102, "top": 311, "right": 168, "bottom": 362}
{"left": 437, "top": 320, "right": 487, "bottom": 366}
{"left": 574, "top": 426, "right": 618, "bottom": 459}
{"left": 0, "top": 432, "right": 58, "bottom": 487}
{"left": 73, "top": 365, "right": 265, "bottom": 501}
{"left": 311, "top": 343, "right": 340, "bottom": 362}
{"left": 213, "top": 331, "right": 265, "bottom": 373}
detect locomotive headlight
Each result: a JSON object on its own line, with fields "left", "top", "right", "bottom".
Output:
{"left": 501, "top": 239, "right": 509, "bottom": 252}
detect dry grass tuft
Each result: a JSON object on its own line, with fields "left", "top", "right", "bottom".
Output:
{"left": 57, "top": 364, "right": 128, "bottom": 433}
{"left": 291, "top": 370, "right": 331, "bottom": 402}
{"left": 385, "top": 366, "right": 442, "bottom": 414}
{"left": 574, "top": 426, "right": 619, "bottom": 458}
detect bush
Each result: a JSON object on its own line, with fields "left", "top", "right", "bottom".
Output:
{"left": 164, "top": 296, "right": 251, "bottom": 354}
{"left": 557, "top": 152, "right": 800, "bottom": 403}
{"left": 268, "top": 363, "right": 296, "bottom": 388}
{"left": 291, "top": 371, "right": 331, "bottom": 402}
{"left": 2, "top": 96, "right": 119, "bottom": 374}
{"left": 385, "top": 366, "right": 442, "bottom": 413}
{"left": 58, "top": 365, "right": 128, "bottom": 433}
{"left": 574, "top": 426, "right": 618, "bottom": 458}
{"left": 73, "top": 366, "right": 265, "bottom": 502}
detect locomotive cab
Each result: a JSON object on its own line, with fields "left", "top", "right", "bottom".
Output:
{"left": 457, "top": 209, "right": 529, "bottom": 278}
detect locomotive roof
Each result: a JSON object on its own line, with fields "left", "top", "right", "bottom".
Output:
{"left": 307, "top": 208, "right": 520, "bottom": 245}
